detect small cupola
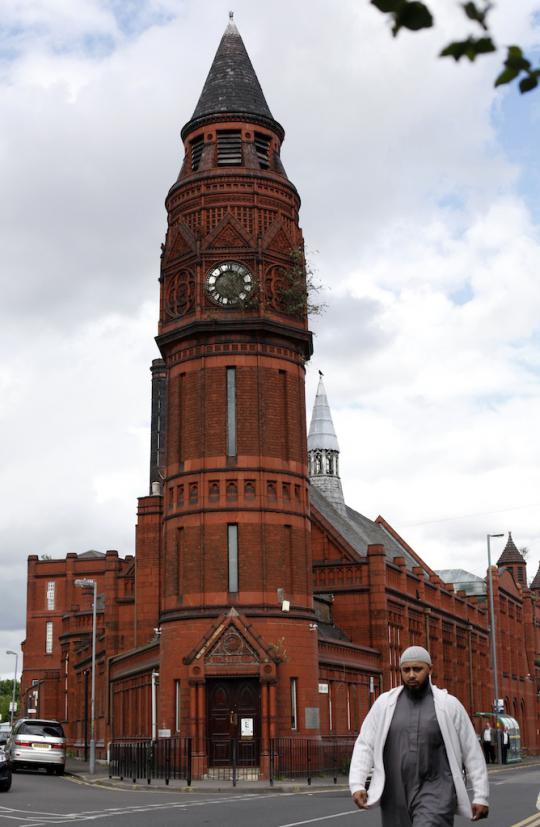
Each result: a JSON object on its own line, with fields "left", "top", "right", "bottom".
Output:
{"left": 529, "top": 561, "right": 540, "bottom": 592}
{"left": 307, "top": 373, "right": 346, "bottom": 515}
{"left": 496, "top": 532, "right": 527, "bottom": 587}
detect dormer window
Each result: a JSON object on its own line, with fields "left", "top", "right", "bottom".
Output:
{"left": 254, "top": 132, "right": 270, "bottom": 169}
{"left": 217, "top": 130, "right": 242, "bottom": 165}
{"left": 190, "top": 135, "right": 204, "bottom": 171}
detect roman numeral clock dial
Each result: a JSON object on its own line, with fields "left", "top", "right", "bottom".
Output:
{"left": 205, "top": 261, "right": 254, "bottom": 306}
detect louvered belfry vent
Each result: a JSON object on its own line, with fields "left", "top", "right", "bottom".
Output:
{"left": 254, "top": 132, "right": 270, "bottom": 169}
{"left": 217, "top": 130, "right": 243, "bottom": 165}
{"left": 191, "top": 136, "right": 204, "bottom": 171}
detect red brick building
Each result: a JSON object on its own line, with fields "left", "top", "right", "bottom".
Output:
{"left": 20, "top": 18, "right": 540, "bottom": 772}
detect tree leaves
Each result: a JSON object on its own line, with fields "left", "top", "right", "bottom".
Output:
{"left": 440, "top": 36, "right": 495, "bottom": 62}
{"left": 370, "top": 0, "right": 433, "bottom": 37}
{"left": 462, "top": 2, "right": 492, "bottom": 31}
{"left": 369, "top": 0, "right": 539, "bottom": 95}
{"left": 495, "top": 46, "right": 539, "bottom": 94}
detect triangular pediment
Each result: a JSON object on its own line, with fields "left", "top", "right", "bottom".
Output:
{"left": 184, "top": 608, "right": 281, "bottom": 666}
{"left": 263, "top": 220, "right": 293, "bottom": 255}
{"left": 165, "top": 222, "right": 196, "bottom": 261}
{"left": 206, "top": 625, "right": 258, "bottom": 665}
{"left": 204, "top": 213, "right": 253, "bottom": 251}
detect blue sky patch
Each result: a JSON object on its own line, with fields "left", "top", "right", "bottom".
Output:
{"left": 449, "top": 281, "right": 474, "bottom": 306}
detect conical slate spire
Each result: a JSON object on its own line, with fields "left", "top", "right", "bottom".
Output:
{"left": 308, "top": 374, "right": 345, "bottom": 515}
{"left": 182, "top": 15, "right": 283, "bottom": 139}
{"left": 496, "top": 532, "right": 525, "bottom": 566}
{"left": 530, "top": 562, "right": 540, "bottom": 591}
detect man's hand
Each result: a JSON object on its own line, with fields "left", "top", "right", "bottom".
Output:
{"left": 352, "top": 790, "right": 368, "bottom": 809}
{"left": 471, "top": 803, "right": 489, "bottom": 820}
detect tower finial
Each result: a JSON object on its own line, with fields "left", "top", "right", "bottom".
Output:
{"left": 229, "top": 10, "right": 234, "bottom": 20}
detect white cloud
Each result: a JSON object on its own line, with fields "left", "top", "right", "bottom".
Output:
{"left": 1, "top": 0, "right": 540, "bottom": 650}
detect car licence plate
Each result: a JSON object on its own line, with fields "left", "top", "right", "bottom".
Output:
{"left": 33, "top": 743, "right": 50, "bottom": 749}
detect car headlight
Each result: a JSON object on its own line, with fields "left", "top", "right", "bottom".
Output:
{"left": 0, "top": 753, "right": 6, "bottom": 764}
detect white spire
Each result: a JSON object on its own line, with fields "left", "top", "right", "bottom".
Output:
{"left": 307, "top": 374, "right": 346, "bottom": 514}
{"left": 307, "top": 374, "right": 339, "bottom": 452}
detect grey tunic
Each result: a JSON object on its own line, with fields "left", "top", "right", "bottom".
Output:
{"left": 380, "top": 683, "right": 457, "bottom": 827}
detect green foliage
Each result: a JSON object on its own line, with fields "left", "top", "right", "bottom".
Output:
{"left": 495, "top": 46, "right": 539, "bottom": 94}
{"left": 440, "top": 36, "right": 495, "bottom": 62}
{"left": 462, "top": 1, "right": 492, "bottom": 30}
{"left": 371, "top": 0, "right": 433, "bottom": 37}
{"left": 370, "top": 0, "right": 540, "bottom": 94}
{"left": 275, "top": 248, "right": 326, "bottom": 320}
{"left": 0, "top": 679, "right": 18, "bottom": 724}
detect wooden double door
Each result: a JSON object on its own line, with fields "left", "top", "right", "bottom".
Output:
{"left": 206, "top": 678, "right": 260, "bottom": 766}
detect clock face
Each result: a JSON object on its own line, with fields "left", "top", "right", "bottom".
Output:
{"left": 205, "top": 262, "right": 254, "bottom": 307}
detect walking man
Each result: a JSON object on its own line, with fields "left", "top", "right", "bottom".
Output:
{"left": 349, "top": 646, "right": 489, "bottom": 824}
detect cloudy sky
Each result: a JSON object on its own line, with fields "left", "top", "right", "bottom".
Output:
{"left": 1, "top": 0, "right": 539, "bottom": 679}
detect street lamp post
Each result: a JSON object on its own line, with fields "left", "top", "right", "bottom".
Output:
{"left": 75, "top": 578, "right": 97, "bottom": 774}
{"left": 486, "top": 533, "right": 504, "bottom": 764}
{"left": 5, "top": 650, "right": 18, "bottom": 728}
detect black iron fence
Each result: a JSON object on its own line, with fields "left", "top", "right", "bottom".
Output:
{"left": 205, "top": 736, "right": 260, "bottom": 785}
{"left": 109, "top": 737, "right": 192, "bottom": 785}
{"left": 109, "top": 735, "right": 356, "bottom": 786}
{"left": 269, "top": 737, "right": 356, "bottom": 785}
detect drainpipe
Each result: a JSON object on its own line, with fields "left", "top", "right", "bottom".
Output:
{"left": 151, "top": 671, "right": 159, "bottom": 741}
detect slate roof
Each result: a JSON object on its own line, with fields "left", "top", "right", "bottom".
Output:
{"left": 317, "top": 621, "right": 351, "bottom": 643}
{"left": 530, "top": 562, "right": 540, "bottom": 591}
{"left": 437, "top": 569, "right": 486, "bottom": 596}
{"left": 182, "top": 16, "right": 283, "bottom": 139}
{"left": 309, "top": 485, "right": 429, "bottom": 574}
{"left": 77, "top": 550, "right": 105, "bottom": 559}
{"left": 496, "top": 532, "right": 525, "bottom": 566}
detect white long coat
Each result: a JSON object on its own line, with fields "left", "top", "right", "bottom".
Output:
{"left": 349, "top": 683, "right": 489, "bottom": 819}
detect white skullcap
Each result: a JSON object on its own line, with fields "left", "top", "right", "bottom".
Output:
{"left": 399, "top": 646, "right": 432, "bottom": 666}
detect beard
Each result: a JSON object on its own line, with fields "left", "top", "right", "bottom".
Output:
{"left": 403, "top": 676, "right": 430, "bottom": 698}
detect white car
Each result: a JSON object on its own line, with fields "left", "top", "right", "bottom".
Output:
{"left": 8, "top": 719, "right": 65, "bottom": 776}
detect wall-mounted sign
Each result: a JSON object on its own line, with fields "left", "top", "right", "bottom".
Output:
{"left": 158, "top": 729, "right": 171, "bottom": 738}
{"left": 305, "top": 708, "right": 320, "bottom": 729}
{"left": 318, "top": 683, "right": 329, "bottom": 694}
{"left": 241, "top": 717, "right": 254, "bottom": 737}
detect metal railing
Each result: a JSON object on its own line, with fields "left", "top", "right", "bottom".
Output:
{"left": 269, "top": 736, "right": 356, "bottom": 785}
{"left": 206, "top": 736, "right": 260, "bottom": 785}
{"left": 109, "top": 737, "right": 192, "bottom": 785}
{"left": 109, "top": 735, "right": 356, "bottom": 786}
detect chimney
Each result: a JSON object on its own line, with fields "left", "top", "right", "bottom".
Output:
{"left": 149, "top": 358, "right": 167, "bottom": 494}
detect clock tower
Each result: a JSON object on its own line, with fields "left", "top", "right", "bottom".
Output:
{"left": 137, "top": 15, "right": 319, "bottom": 776}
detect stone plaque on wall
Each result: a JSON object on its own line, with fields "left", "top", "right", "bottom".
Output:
{"left": 305, "top": 707, "right": 320, "bottom": 729}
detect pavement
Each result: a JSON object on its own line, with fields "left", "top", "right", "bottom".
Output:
{"left": 65, "top": 753, "right": 540, "bottom": 794}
